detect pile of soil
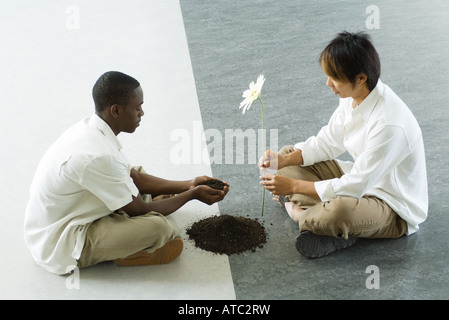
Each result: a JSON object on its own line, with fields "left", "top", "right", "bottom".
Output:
{"left": 187, "top": 179, "right": 267, "bottom": 255}
{"left": 186, "top": 215, "right": 267, "bottom": 255}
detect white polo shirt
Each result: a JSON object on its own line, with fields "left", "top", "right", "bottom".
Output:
{"left": 24, "top": 114, "right": 139, "bottom": 274}
{"left": 294, "top": 80, "right": 428, "bottom": 235}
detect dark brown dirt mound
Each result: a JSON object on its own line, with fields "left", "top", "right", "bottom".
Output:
{"left": 186, "top": 214, "right": 267, "bottom": 255}
{"left": 197, "top": 179, "right": 227, "bottom": 190}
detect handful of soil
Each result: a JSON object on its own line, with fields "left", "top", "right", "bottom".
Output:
{"left": 186, "top": 214, "right": 267, "bottom": 255}
{"left": 197, "top": 179, "right": 227, "bottom": 190}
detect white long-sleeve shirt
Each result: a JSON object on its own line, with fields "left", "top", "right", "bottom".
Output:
{"left": 294, "top": 80, "right": 428, "bottom": 235}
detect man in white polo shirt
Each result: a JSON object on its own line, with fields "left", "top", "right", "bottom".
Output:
{"left": 260, "top": 32, "right": 428, "bottom": 258}
{"left": 24, "top": 71, "right": 229, "bottom": 275}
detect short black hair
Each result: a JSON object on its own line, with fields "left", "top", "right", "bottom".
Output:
{"left": 319, "top": 31, "right": 381, "bottom": 91}
{"left": 92, "top": 71, "right": 140, "bottom": 112}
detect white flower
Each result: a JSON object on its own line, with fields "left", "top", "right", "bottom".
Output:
{"left": 238, "top": 74, "right": 267, "bottom": 216}
{"left": 239, "top": 74, "right": 265, "bottom": 114}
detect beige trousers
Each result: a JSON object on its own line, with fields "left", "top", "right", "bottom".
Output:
{"left": 277, "top": 146, "right": 408, "bottom": 239}
{"left": 77, "top": 167, "right": 181, "bottom": 269}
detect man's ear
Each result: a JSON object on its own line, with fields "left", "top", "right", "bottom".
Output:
{"left": 110, "top": 104, "right": 120, "bottom": 118}
{"left": 357, "top": 73, "right": 368, "bottom": 85}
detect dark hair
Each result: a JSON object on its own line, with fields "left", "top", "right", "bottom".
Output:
{"left": 319, "top": 31, "right": 381, "bottom": 91}
{"left": 92, "top": 71, "right": 140, "bottom": 112}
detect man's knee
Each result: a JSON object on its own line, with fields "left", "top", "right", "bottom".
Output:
{"left": 319, "top": 197, "right": 355, "bottom": 238}
{"left": 329, "top": 197, "right": 356, "bottom": 216}
{"left": 140, "top": 214, "right": 179, "bottom": 240}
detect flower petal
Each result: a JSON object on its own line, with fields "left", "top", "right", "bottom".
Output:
{"left": 239, "top": 75, "right": 265, "bottom": 114}
{"left": 242, "top": 89, "right": 252, "bottom": 99}
{"left": 239, "top": 99, "right": 253, "bottom": 114}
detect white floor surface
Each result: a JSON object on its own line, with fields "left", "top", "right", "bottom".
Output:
{"left": 0, "top": 0, "right": 235, "bottom": 299}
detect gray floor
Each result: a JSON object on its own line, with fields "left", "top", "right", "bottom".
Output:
{"left": 180, "top": 0, "right": 449, "bottom": 299}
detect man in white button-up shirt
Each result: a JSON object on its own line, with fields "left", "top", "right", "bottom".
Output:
{"left": 24, "top": 71, "right": 229, "bottom": 274}
{"left": 260, "top": 32, "right": 428, "bottom": 258}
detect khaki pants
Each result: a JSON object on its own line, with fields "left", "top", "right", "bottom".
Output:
{"left": 277, "top": 146, "right": 407, "bottom": 239}
{"left": 77, "top": 167, "right": 181, "bottom": 269}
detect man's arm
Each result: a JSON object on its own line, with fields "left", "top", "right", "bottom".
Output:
{"left": 260, "top": 174, "right": 319, "bottom": 199}
{"left": 259, "top": 149, "right": 320, "bottom": 199}
{"left": 121, "top": 185, "right": 227, "bottom": 217}
{"left": 259, "top": 149, "right": 304, "bottom": 171}
{"left": 130, "top": 168, "right": 191, "bottom": 196}
{"left": 130, "top": 168, "right": 227, "bottom": 196}
{"left": 282, "top": 149, "right": 304, "bottom": 167}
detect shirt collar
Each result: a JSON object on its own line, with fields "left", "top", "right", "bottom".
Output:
{"left": 88, "top": 114, "right": 123, "bottom": 150}
{"left": 353, "top": 79, "right": 384, "bottom": 122}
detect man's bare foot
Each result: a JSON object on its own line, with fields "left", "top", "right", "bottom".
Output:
{"left": 272, "top": 195, "right": 291, "bottom": 208}
{"left": 272, "top": 195, "right": 282, "bottom": 207}
{"left": 285, "top": 202, "right": 304, "bottom": 223}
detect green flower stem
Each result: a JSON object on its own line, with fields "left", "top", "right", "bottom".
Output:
{"left": 262, "top": 187, "right": 265, "bottom": 217}
{"left": 258, "top": 97, "right": 265, "bottom": 217}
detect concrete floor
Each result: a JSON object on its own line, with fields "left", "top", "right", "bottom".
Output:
{"left": 180, "top": 0, "right": 449, "bottom": 299}
{"left": 1, "top": 0, "right": 448, "bottom": 300}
